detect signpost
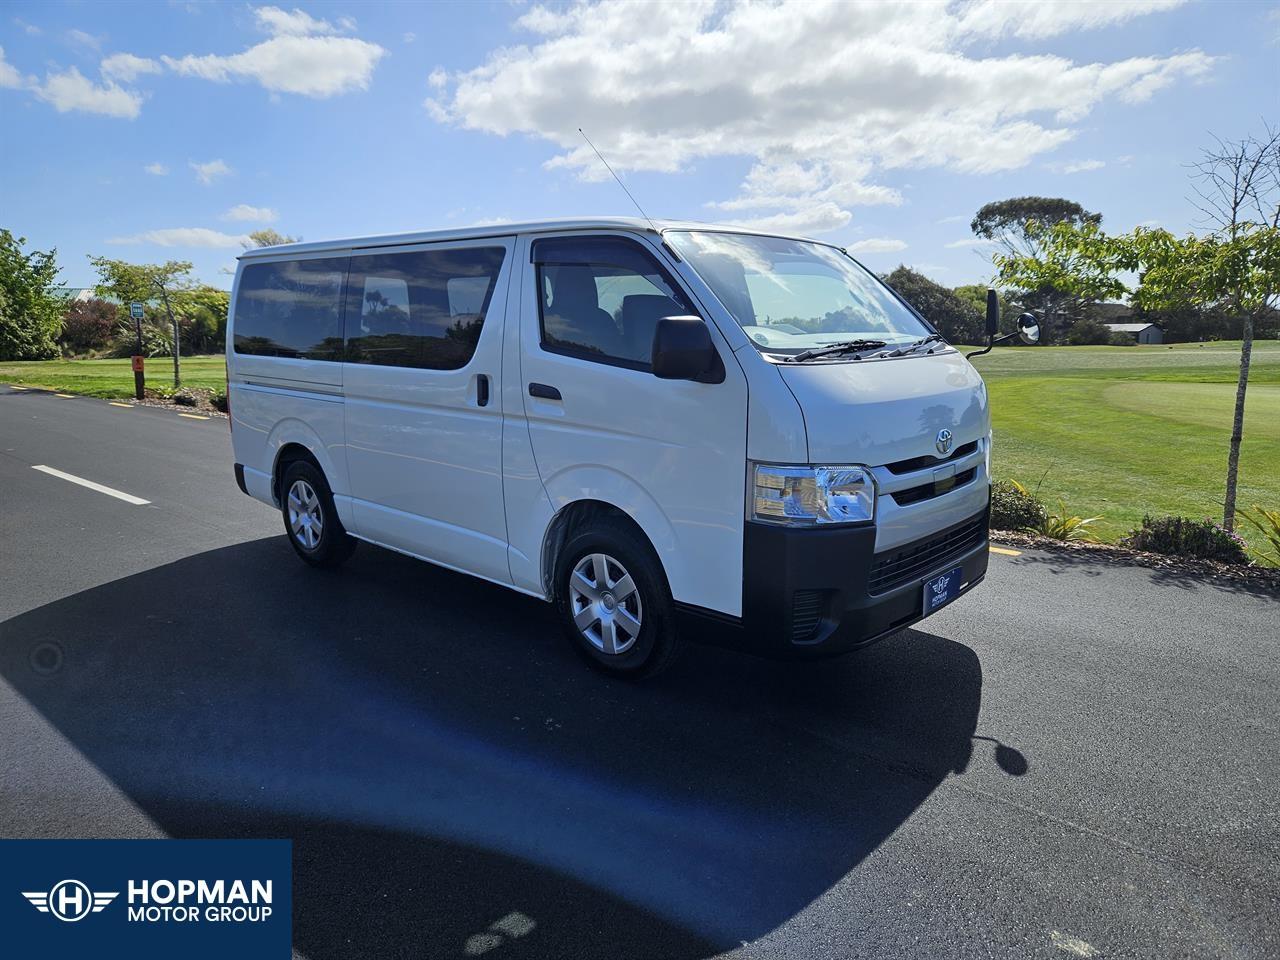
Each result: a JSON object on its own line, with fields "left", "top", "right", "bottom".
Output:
{"left": 130, "top": 302, "right": 145, "bottom": 400}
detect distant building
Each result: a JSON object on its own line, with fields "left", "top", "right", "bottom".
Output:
{"left": 1103, "top": 322, "right": 1164, "bottom": 345}
{"left": 50, "top": 286, "right": 97, "bottom": 303}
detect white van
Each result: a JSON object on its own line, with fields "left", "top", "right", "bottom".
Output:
{"left": 227, "top": 218, "right": 995, "bottom": 677}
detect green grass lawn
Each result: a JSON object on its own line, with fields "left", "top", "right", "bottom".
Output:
{"left": 4, "top": 342, "right": 1278, "bottom": 551}
{"left": 971, "top": 340, "right": 1280, "bottom": 552}
{"left": 0, "top": 355, "right": 227, "bottom": 398}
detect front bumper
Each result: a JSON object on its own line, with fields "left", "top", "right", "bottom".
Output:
{"left": 677, "top": 506, "right": 990, "bottom": 659}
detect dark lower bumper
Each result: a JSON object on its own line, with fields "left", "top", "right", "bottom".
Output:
{"left": 233, "top": 462, "right": 249, "bottom": 497}
{"left": 677, "top": 508, "right": 990, "bottom": 660}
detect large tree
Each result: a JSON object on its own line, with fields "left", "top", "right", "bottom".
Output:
{"left": 88, "top": 255, "right": 194, "bottom": 386}
{"left": 0, "top": 230, "right": 64, "bottom": 360}
{"left": 972, "top": 197, "right": 1102, "bottom": 342}
{"left": 881, "top": 266, "right": 985, "bottom": 344}
{"left": 243, "top": 229, "right": 301, "bottom": 248}
{"left": 993, "top": 127, "right": 1280, "bottom": 532}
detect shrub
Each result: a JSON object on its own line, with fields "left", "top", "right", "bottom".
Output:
{"left": 1108, "top": 330, "right": 1137, "bottom": 346}
{"left": 990, "top": 479, "right": 1048, "bottom": 532}
{"left": 172, "top": 388, "right": 200, "bottom": 407}
{"left": 210, "top": 389, "right": 228, "bottom": 413}
{"left": 1121, "top": 515, "right": 1249, "bottom": 565}
{"left": 1236, "top": 506, "right": 1280, "bottom": 567}
{"left": 1065, "top": 316, "right": 1112, "bottom": 345}
{"left": 1031, "top": 500, "right": 1104, "bottom": 541}
{"left": 110, "top": 313, "right": 172, "bottom": 358}
{"left": 60, "top": 297, "right": 118, "bottom": 354}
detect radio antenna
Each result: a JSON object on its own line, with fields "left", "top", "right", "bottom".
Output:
{"left": 579, "top": 127, "right": 660, "bottom": 234}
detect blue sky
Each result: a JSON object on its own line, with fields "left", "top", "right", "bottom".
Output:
{"left": 2, "top": 0, "right": 1277, "bottom": 290}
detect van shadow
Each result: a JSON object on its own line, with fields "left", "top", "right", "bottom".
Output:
{"left": 1, "top": 537, "right": 988, "bottom": 959}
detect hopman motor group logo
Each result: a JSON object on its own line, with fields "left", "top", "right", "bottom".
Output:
{"left": 23, "top": 880, "right": 117, "bottom": 921}
{"left": 21, "top": 877, "right": 274, "bottom": 924}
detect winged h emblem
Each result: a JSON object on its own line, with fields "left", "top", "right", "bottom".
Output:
{"left": 22, "top": 880, "right": 118, "bottom": 922}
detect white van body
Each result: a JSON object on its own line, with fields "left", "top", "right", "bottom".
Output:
{"left": 228, "top": 218, "right": 990, "bottom": 671}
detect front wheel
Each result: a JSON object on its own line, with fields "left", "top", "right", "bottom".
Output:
{"left": 554, "top": 519, "right": 681, "bottom": 678}
{"left": 280, "top": 460, "right": 356, "bottom": 568}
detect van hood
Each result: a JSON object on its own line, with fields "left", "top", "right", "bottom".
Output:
{"left": 776, "top": 350, "right": 988, "bottom": 466}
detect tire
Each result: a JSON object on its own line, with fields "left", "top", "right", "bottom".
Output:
{"left": 554, "top": 517, "right": 681, "bottom": 678}
{"left": 279, "top": 460, "right": 357, "bottom": 569}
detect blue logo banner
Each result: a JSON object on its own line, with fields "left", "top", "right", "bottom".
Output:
{"left": 1, "top": 839, "right": 291, "bottom": 960}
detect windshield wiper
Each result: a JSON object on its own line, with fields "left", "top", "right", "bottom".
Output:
{"left": 864, "top": 333, "right": 947, "bottom": 358}
{"left": 786, "top": 339, "right": 888, "bottom": 362}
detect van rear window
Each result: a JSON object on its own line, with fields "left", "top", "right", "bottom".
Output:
{"left": 233, "top": 257, "right": 347, "bottom": 360}
{"left": 345, "top": 246, "right": 506, "bottom": 370}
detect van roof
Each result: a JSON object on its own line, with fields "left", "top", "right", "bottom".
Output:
{"left": 236, "top": 217, "right": 821, "bottom": 260}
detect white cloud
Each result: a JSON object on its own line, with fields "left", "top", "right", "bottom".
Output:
{"left": 67, "top": 29, "right": 104, "bottom": 52}
{"left": 144, "top": 162, "right": 169, "bottom": 175}
{"left": 31, "top": 66, "right": 143, "bottom": 118}
{"left": 429, "top": 0, "right": 1212, "bottom": 232}
{"left": 0, "top": 47, "right": 21, "bottom": 89}
{"left": 163, "top": 31, "right": 385, "bottom": 97}
{"left": 190, "top": 158, "right": 231, "bottom": 185}
{"left": 221, "top": 203, "right": 278, "bottom": 223}
{"left": 1050, "top": 158, "right": 1106, "bottom": 174}
{"left": 727, "top": 203, "right": 854, "bottom": 236}
{"left": 403, "top": 32, "right": 417, "bottom": 44}
{"left": 254, "top": 6, "right": 338, "bottom": 37}
{"left": 14, "top": 18, "right": 41, "bottom": 36}
{"left": 108, "top": 227, "right": 250, "bottom": 248}
{"left": 945, "top": 237, "right": 999, "bottom": 249}
{"left": 101, "top": 52, "right": 162, "bottom": 83}
{"left": 847, "top": 237, "right": 908, "bottom": 254}
{"left": 953, "top": 0, "right": 1186, "bottom": 40}
{"left": 936, "top": 214, "right": 969, "bottom": 225}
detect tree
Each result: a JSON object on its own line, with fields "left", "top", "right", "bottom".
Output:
{"left": 881, "top": 266, "right": 985, "bottom": 344}
{"left": 0, "top": 229, "right": 64, "bottom": 360}
{"left": 243, "top": 229, "right": 300, "bottom": 249}
{"left": 1064, "top": 316, "right": 1112, "bottom": 345}
{"left": 972, "top": 197, "right": 1102, "bottom": 343}
{"left": 173, "top": 285, "right": 230, "bottom": 353}
{"left": 952, "top": 284, "right": 1020, "bottom": 337}
{"left": 60, "top": 298, "right": 118, "bottom": 355}
{"left": 992, "top": 127, "right": 1280, "bottom": 532}
{"left": 88, "top": 255, "right": 194, "bottom": 387}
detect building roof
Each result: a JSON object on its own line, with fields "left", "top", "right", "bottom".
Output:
{"left": 1103, "top": 323, "right": 1161, "bottom": 333}
{"left": 237, "top": 217, "right": 826, "bottom": 260}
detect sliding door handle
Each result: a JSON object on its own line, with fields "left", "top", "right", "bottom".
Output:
{"left": 476, "top": 374, "right": 490, "bottom": 407}
{"left": 528, "top": 382, "right": 561, "bottom": 401}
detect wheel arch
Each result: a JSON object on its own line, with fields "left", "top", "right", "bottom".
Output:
{"left": 541, "top": 498, "right": 671, "bottom": 600}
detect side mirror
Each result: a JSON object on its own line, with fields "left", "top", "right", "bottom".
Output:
{"left": 1017, "top": 312, "right": 1040, "bottom": 344}
{"left": 985, "top": 288, "right": 1000, "bottom": 338}
{"left": 651, "top": 316, "right": 724, "bottom": 383}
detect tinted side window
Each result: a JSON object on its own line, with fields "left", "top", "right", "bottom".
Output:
{"left": 344, "top": 247, "right": 507, "bottom": 370}
{"left": 233, "top": 258, "right": 348, "bottom": 360}
{"left": 533, "top": 236, "right": 694, "bottom": 369}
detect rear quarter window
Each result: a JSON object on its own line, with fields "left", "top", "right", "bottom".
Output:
{"left": 233, "top": 257, "right": 348, "bottom": 360}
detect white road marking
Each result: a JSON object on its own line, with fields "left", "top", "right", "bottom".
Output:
{"left": 1050, "top": 931, "right": 1099, "bottom": 958}
{"left": 31, "top": 465, "right": 150, "bottom": 505}
{"left": 55, "top": 393, "right": 75, "bottom": 399}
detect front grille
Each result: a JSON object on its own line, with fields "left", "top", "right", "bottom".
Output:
{"left": 869, "top": 513, "right": 987, "bottom": 595}
{"left": 791, "top": 590, "right": 825, "bottom": 643}
{"left": 885, "top": 440, "right": 979, "bottom": 475}
{"left": 891, "top": 467, "right": 977, "bottom": 506}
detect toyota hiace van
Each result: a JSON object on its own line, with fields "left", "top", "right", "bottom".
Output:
{"left": 227, "top": 219, "right": 995, "bottom": 676}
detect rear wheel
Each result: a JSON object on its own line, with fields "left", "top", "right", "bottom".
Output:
{"left": 280, "top": 460, "right": 356, "bottom": 568}
{"left": 554, "top": 519, "right": 680, "bottom": 678}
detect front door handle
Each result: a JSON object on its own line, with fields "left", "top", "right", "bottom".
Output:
{"left": 528, "top": 382, "right": 561, "bottom": 401}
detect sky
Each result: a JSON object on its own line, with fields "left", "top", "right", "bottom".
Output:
{"left": 1, "top": 0, "right": 1277, "bottom": 290}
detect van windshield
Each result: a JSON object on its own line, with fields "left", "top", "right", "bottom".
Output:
{"left": 664, "top": 231, "right": 933, "bottom": 357}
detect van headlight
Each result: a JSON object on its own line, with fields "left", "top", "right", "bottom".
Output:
{"left": 750, "top": 463, "right": 876, "bottom": 525}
